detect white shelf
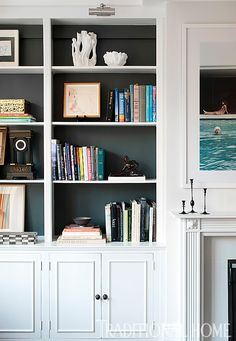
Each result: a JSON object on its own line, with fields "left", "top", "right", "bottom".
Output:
{"left": 52, "top": 121, "right": 156, "bottom": 127}
{"left": 0, "top": 66, "right": 44, "bottom": 74}
{"left": 52, "top": 66, "right": 157, "bottom": 74}
{"left": 53, "top": 179, "right": 156, "bottom": 184}
{"left": 0, "top": 122, "right": 44, "bottom": 126}
{"left": 0, "top": 179, "right": 44, "bottom": 184}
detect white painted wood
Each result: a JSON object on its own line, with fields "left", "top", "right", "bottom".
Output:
{"left": 49, "top": 253, "right": 101, "bottom": 339}
{"left": 52, "top": 66, "right": 156, "bottom": 74}
{"left": 52, "top": 121, "right": 156, "bottom": 127}
{"left": 0, "top": 66, "right": 44, "bottom": 74}
{"left": 0, "top": 179, "right": 44, "bottom": 183}
{"left": 53, "top": 179, "right": 156, "bottom": 184}
{"left": 0, "top": 253, "right": 41, "bottom": 339}
{"left": 102, "top": 253, "right": 154, "bottom": 338}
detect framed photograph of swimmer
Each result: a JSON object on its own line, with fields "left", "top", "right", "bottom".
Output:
{"left": 183, "top": 24, "right": 236, "bottom": 187}
{"left": 0, "top": 30, "right": 19, "bottom": 66}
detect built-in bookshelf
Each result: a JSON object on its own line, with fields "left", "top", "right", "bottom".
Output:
{"left": 0, "top": 17, "right": 161, "bottom": 244}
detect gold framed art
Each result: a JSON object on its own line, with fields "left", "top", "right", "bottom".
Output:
{"left": 0, "top": 127, "right": 7, "bottom": 165}
{"left": 63, "top": 82, "right": 101, "bottom": 118}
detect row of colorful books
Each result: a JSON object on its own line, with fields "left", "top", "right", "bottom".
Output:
{"left": 57, "top": 225, "right": 106, "bottom": 244}
{"left": 0, "top": 112, "right": 36, "bottom": 122}
{"left": 51, "top": 139, "right": 105, "bottom": 181}
{"left": 106, "top": 84, "right": 157, "bottom": 123}
{"left": 105, "top": 198, "right": 156, "bottom": 242}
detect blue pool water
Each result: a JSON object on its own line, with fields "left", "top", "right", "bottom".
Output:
{"left": 200, "top": 119, "right": 236, "bottom": 170}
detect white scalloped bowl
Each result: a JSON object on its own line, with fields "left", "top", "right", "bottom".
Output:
{"left": 103, "top": 51, "right": 128, "bottom": 66}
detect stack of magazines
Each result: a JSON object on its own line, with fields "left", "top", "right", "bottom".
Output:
{"left": 0, "top": 113, "right": 36, "bottom": 123}
{"left": 57, "top": 225, "right": 106, "bottom": 244}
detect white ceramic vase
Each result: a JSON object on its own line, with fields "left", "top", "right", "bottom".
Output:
{"left": 72, "top": 31, "right": 97, "bottom": 67}
{"left": 103, "top": 51, "right": 128, "bottom": 66}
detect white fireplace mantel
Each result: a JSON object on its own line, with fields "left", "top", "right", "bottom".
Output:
{"left": 174, "top": 212, "right": 236, "bottom": 341}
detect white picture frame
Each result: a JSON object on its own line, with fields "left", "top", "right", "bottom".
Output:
{"left": 182, "top": 24, "right": 236, "bottom": 188}
{"left": 0, "top": 30, "right": 19, "bottom": 66}
{"left": 0, "top": 185, "right": 25, "bottom": 232}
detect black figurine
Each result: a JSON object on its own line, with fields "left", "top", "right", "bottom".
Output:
{"left": 201, "top": 188, "right": 209, "bottom": 215}
{"left": 110, "top": 155, "right": 144, "bottom": 177}
{"left": 189, "top": 179, "right": 197, "bottom": 213}
{"left": 179, "top": 200, "right": 187, "bottom": 214}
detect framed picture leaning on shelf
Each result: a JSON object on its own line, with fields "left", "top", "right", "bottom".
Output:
{"left": 0, "top": 30, "right": 19, "bottom": 66}
{"left": 63, "top": 82, "right": 101, "bottom": 118}
{"left": 0, "top": 185, "right": 25, "bottom": 231}
{"left": 0, "top": 127, "right": 7, "bottom": 165}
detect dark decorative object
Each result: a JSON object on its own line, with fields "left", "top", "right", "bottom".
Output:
{"left": 6, "top": 130, "right": 35, "bottom": 180}
{"left": 111, "top": 155, "right": 144, "bottom": 177}
{"left": 73, "top": 217, "right": 92, "bottom": 226}
{"left": 201, "top": 188, "right": 209, "bottom": 215}
{"left": 189, "top": 179, "right": 197, "bottom": 213}
{"left": 179, "top": 200, "right": 187, "bottom": 214}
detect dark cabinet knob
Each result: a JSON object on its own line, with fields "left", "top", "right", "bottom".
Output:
{"left": 103, "top": 294, "right": 108, "bottom": 300}
{"left": 95, "top": 294, "right": 101, "bottom": 300}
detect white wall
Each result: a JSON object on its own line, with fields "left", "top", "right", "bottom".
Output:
{"left": 165, "top": 2, "right": 236, "bottom": 338}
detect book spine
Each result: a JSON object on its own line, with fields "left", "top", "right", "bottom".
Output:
{"left": 153, "top": 85, "right": 156, "bottom": 122}
{"left": 90, "top": 146, "right": 95, "bottom": 181}
{"left": 131, "top": 200, "right": 136, "bottom": 242}
{"left": 106, "top": 89, "right": 114, "bottom": 121}
{"left": 51, "top": 139, "right": 58, "bottom": 181}
{"left": 70, "top": 145, "right": 75, "bottom": 181}
{"left": 124, "top": 88, "right": 130, "bottom": 122}
{"left": 63, "top": 146, "right": 68, "bottom": 180}
{"left": 111, "top": 203, "right": 118, "bottom": 241}
{"left": 146, "top": 85, "right": 150, "bottom": 122}
{"left": 105, "top": 203, "right": 112, "bottom": 242}
{"left": 118, "top": 90, "right": 125, "bottom": 122}
{"left": 56, "top": 144, "right": 62, "bottom": 180}
{"left": 73, "top": 146, "right": 78, "bottom": 180}
{"left": 133, "top": 84, "right": 139, "bottom": 122}
{"left": 140, "top": 198, "right": 147, "bottom": 242}
{"left": 82, "top": 146, "right": 88, "bottom": 181}
{"left": 76, "top": 146, "right": 80, "bottom": 180}
{"left": 87, "top": 147, "right": 92, "bottom": 181}
{"left": 114, "top": 88, "right": 119, "bottom": 122}
{"left": 94, "top": 147, "right": 97, "bottom": 180}
{"left": 98, "top": 148, "right": 105, "bottom": 180}
{"left": 79, "top": 147, "right": 84, "bottom": 181}
{"left": 152, "top": 202, "right": 157, "bottom": 242}
{"left": 65, "top": 143, "right": 72, "bottom": 180}
{"left": 149, "top": 85, "right": 153, "bottom": 122}
{"left": 139, "top": 85, "right": 146, "bottom": 122}
{"left": 123, "top": 209, "right": 128, "bottom": 242}
{"left": 149, "top": 206, "right": 154, "bottom": 243}
{"left": 59, "top": 144, "right": 66, "bottom": 180}
{"left": 129, "top": 84, "right": 134, "bottom": 122}
{"left": 128, "top": 208, "right": 132, "bottom": 242}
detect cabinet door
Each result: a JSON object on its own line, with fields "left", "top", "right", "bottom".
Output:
{"left": 49, "top": 253, "right": 101, "bottom": 339}
{"left": 0, "top": 253, "right": 41, "bottom": 339}
{"left": 102, "top": 253, "right": 154, "bottom": 338}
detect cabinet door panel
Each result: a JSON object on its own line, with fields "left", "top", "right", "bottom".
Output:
{"left": 0, "top": 253, "right": 41, "bottom": 339}
{"left": 102, "top": 253, "right": 154, "bottom": 338}
{"left": 50, "top": 253, "right": 101, "bottom": 339}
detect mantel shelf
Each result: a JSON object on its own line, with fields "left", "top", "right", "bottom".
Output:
{"left": 52, "top": 66, "right": 157, "bottom": 74}
{"left": 172, "top": 212, "right": 236, "bottom": 219}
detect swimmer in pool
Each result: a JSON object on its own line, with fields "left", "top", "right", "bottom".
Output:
{"left": 214, "top": 126, "right": 221, "bottom": 135}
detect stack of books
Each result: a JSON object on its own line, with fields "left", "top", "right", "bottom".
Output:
{"left": 0, "top": 99, "right": 36, "bottom": 123}
{"left": 57, "top": 225, "right": 106, "bottom": 244}
{"left": 106, "top": 84, "right": 157, "bottom": 123}
{"left": 0, "top": 232, "right": 37, "bottom": 245}
{"left": 51, "top": 140, "right": 105, "bottom": 181}
{"left": 105, "top": 198, "right": 156, "bottom": 243}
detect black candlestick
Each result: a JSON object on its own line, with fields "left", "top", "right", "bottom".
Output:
{"left": 179, "top": 200, "right": 187, "bottom": 214}
{"left": 201, "top": 188, "right": 209, "bottom": 215}
{"left": 189, "top": 179, "right": 196, "bottom": 213}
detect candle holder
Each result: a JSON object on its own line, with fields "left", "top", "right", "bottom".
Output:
{"left": 179, "top": 200, "right": 187, "bottom": 214}
{"left": 189, "top": 179, "right": 197, "bottom": 213}
{"left": 201, "top": 188, "right": 209, "bottom": 215}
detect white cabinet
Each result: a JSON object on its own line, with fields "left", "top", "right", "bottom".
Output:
{"left": 49, "top": 252, "right": 154, "bottom": 339}
{"left": 49, "top": 253, "right": 101, "bottom": 339}
{"left": 0, "top": 253, "right": 41, "bottom": 339}
{"left": 102, "top": 253, "right": 154, "bottom": 339}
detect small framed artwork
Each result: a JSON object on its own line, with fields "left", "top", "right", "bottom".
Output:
{"left": 0, "top": 185, "right": 25, "bottom": 232}
{"left": 0, "top": 127, "right": 7, "bottom": 165}
{"left": 0, "top": 30, "right": 19, "bottom": 66}
{"left": 63, "top": 82, "right": 101, "bottom": 118}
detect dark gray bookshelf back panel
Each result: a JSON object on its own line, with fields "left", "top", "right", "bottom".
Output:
{"left": 53, "top": 25, "right": 156, "bottom": 66}
{"left": 0, "top": 126, "right": 44, "bottom": 179}
{"left": 54, "top": 125, "right": 156, "bottom": 179}
{"left": 0, "top": 25, "right": 43, "bottom": 66}
{"left": 25, "top": 184, "right": 44, "bottom": 235}
{"left": 54, "top": 183, "right": 155, "bottom": 235}
{"left": 0, "top": 74, "right": 44, "bottom": 121}
{"left": 53, "top": 73, "right": 156, "bottom": 122}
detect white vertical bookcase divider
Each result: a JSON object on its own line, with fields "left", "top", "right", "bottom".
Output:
{"left": 43, "top": 18, "right": 53, "bottom": 243}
